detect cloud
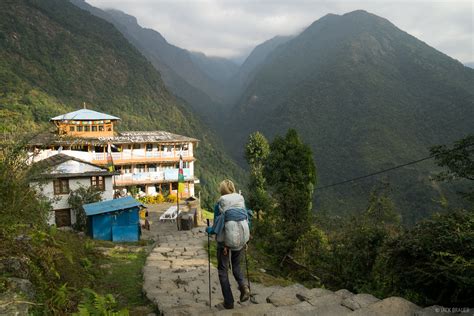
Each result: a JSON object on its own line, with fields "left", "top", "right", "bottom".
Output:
{"left": 86, "top": 0, "right": 473, "bottom": 63}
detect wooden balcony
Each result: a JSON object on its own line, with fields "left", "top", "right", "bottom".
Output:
{"left": 91, "top": 150, "right": 193, "bottom": 165}
{"left": 113, "top": 169, "right": 192, "bottom": 186}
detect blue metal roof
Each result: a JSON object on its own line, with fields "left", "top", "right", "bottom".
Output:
{"left": 50, "top": 109, "right": 120, "bottom": 121}
{"left": 83, "top": 196, "right": 143, "bottom": 216}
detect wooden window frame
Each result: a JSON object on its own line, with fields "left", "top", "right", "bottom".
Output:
{"left": 91, "top": 176, "right": 105, "bottom": 191}
{"left": 53, "top": 179, "right": 70, "bottom": 195}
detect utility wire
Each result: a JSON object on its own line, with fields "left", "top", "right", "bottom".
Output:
{"left": 315, "top": 144, "right": 473, "bottom": 191}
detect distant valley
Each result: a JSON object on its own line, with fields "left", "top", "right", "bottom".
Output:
{"left": 2, "top": 0, "right": 473, "bottom": 224}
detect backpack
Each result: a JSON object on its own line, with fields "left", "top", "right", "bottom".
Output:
{"left": 217, "top": 193, "right": 250, "bottom": 251}
{"left": 224, "top": 216, "right": 250, "bottom": 251}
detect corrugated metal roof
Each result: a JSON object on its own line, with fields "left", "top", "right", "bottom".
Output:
{"left": 28, "top": 130, "right": 199, "bottom": 146}
{"left": 33, "top": 153, "right": 105, "bottom": 169}
{"left": 99, "top": 131, "right": 199, "bottom": 143}
{"left": 83, "top": 196, "right": 143, "bottom": 216}
{"left": 50, "top": 109, "right": 120, "bottom": 121}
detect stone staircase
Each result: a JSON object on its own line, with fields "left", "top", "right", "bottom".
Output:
{"left": 142, "top": 222, "right": 450, "bottom": 316}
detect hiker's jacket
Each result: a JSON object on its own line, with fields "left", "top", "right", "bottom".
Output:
{"left": 207, "top": 193, "right": 252, "bottom": 244}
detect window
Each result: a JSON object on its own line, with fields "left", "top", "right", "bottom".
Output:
{"left": 148, "top": 164, "right": 157, "bottom": 172}
{"left": 133, "top": 144, "right": 141, "bottom": 150}
{"left": 53, "top": 179, "right": 70, "bottom": 195}
{"left": 91, "top": 176, "right": 105, "bottom": 191}
{"left": 171, "top": 182, "right": 178, "bottom": 190}
{"left": 84, "top": 126, "right": 90, "bottom": 132}
{"left": 77, "top": 126, "right": 83, "bottom": 132}
{"left": 146, "top": 144, "right": 153, "bottom": 151}
{"left": 92, "top": 125, "right": 98, "bottom": 132}
{"left": 69, "top": 126, "right": 75, "bottom": 132}
{"left": 99, "top": 125, "right": 104, "bottom": 131}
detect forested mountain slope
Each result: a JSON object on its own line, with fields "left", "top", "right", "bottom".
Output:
{"left": 229, "top": 10, "right": 474, "bottom": 223}
{"left": 70, "top": 0, "right": 237, "bottom": 123}
{"left": 0, "top": 0, "right": 245, "bottom": 206}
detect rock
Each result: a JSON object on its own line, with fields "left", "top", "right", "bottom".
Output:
{"left": 266, "top": 286, "right": 303, "bottom": 306}
{"left": 416, "top": 305, "right": 453, "bottom": 316}
{"left": 309, "top": 304, "right": 352, "bottom": 316}
{"left": 217, "top": 303, "right": 275, "bottom": 316}
{"left": 296, "top": 287, "right": 333, "bottom": 301}
{"left": 0, "top": 291, "right": 30, "bottom": 315}
{"left": 335, "top": 289, "right": 354, "bottom": 299}
{"left": 0, "top": 256, "right": 30, "bottom": 279}
{"left": 350, "top": 296, "right": 422, "bottom": 316}
{"left": 6, "top": 277, "right": 35, "bottom": 299}
{"left": 307, "top": 293, "right": 342, "bottom": 308}
{"left": 266, "top": 301, "right": 315, "bottom": 316}
{"left": 342, "top": 293, "right": 380, "bottom": 310}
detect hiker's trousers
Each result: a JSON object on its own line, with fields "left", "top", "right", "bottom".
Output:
{"left": 217, "top": 245, "right": 245, "bottom": 305}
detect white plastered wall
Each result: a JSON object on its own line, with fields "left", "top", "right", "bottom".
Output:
{"left": 33, "top": 176, "right": 114, "bottom": 226}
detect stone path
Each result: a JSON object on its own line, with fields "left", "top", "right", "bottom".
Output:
{"left": 142, "top": 206, "right": 447, "bottom": 316}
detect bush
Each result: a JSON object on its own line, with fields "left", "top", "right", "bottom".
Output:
{"left": 137, "top": 194, "right": 165, "bottom": 204}
{"left": 373, "top": 209, "right": 474, "bottom": 306}
{"left": 68, "top": 185, "right": 103, "bottom": 232}
{"left": 0, "top": 140, "right": 51, "bottom": 236}
{"left": 167, "top": 194, "right": 179, "bottom": 203}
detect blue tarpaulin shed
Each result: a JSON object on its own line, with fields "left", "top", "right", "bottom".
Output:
{"left": 83, "top": 196, "right": 143, "bottom": 242}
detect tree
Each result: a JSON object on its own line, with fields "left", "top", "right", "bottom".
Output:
{"left": 430, "top": 135, "right": 474, "bottom": 201}
{"left": 0, "top": 139, "right": 50, "bottom": 236}
{"left": 264, "top": 129, "right": 317, "bottom": 257}
{"left": 245, "top": 132, "right": 271, "bottom": 219}
{"left": 68, "top": 185, "right": 103, "bottom": 231}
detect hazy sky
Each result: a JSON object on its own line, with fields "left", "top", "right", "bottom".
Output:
{"left": 86, "top": 0, "right": 473, "bottom": 64}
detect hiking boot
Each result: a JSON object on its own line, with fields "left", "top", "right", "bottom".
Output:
{"left": 215, "top": 302, "right": 234, "bottom": 310}
{"left": 239, "top": 285, "right": 250, "bottom": 302}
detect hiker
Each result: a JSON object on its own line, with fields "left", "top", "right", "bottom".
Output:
{"left": 206, "top": 179, "right": 251, "bottom": 310}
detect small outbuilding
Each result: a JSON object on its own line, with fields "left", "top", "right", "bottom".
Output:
{"left": 83, "top": 196, "right": 143, "bottom": 242}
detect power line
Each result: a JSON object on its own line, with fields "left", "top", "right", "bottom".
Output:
{"left": 314, "top": 144, "right": 473, "bottom": 191}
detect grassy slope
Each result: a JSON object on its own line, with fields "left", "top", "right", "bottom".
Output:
{"left": 0, "top": 0, "right": 246, "bottom": 205}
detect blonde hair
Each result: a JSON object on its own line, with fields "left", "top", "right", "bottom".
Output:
{"left": 219, "top": 179, "right": 236, "bottom": 195}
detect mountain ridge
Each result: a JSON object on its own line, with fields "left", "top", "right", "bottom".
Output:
{"left": 0, "top": 0, "right": 246, "bottom": 207}
{"left": 227, "top": 9, "right": 474, "bottom": 223}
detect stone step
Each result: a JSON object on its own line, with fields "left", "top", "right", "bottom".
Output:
{"left": 143, "top": 218, "right": 441, "bottom": 316}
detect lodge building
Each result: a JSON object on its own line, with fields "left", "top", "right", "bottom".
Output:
{"left": 29, "top": 109, "right": 199, "bottom": 197}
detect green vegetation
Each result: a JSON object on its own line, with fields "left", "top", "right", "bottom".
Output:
{"left": 90, "top": 243, "right": 154, "bottom": 314}
{"left": 247, "top": 132, "right": 473, "bottom": 307}
{"left": 431, "top": 135, "right": 474, "bottom": 201}
{"left": 69, "top": 185, "right": 103, "bottom": 232}
{"left": 261, "top": 129, "right": 317, "bottom": 257}
{"left": 0, "top": 143, "right": 153, "bottom": 314}
{"left": 245, "top": 131, "right": 271, "bottom": 219}
{"left": 226, "top": 10, "right": 474, "bottom": 224}
{"left": 0, "top": 0, "right": 246, "bottom": 208}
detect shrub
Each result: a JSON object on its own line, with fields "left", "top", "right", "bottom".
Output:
{"left": 155, "top": 194, "right": 165, "bottom": 203}
{"left": 167, "top": 194, "right": 179, "bottom": 203}
{"left": 373, "top": 209, "right": 474, "bottom": 306}
{"left": 68, "top": 185, "right": 103, "bottom": 232}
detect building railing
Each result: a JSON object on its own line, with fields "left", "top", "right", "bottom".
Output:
{"left": 114, "top": 169, "right": 192, "bottom": 185}
{"left": 93, "top": 150, "right": 191, "bottom": 162}
{"left": 29, "top": 149, "right": 192, "bottom": 165}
